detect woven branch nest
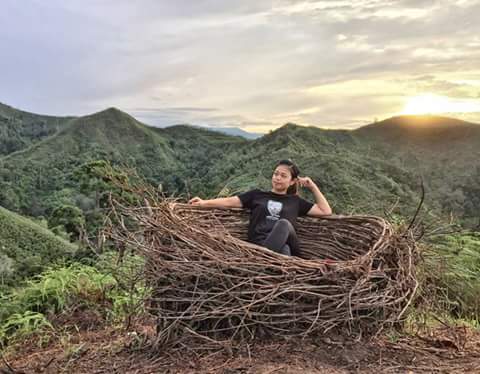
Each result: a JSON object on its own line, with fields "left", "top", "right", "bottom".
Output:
{"left": 111, "top": 200, "right": 418, "bottom": 345}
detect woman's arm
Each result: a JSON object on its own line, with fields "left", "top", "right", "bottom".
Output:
{"left": 188, "top": 196, "right": 243, "bottom": 208}
{"left": 298, "top": 177, "right": 332, "bottom": 216}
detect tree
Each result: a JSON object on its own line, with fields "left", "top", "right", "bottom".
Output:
{"left": 48, "top": 205, "right": 85, "bottom": 241}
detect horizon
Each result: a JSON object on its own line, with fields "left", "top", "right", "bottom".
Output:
{"left": 3, "top": 100, "right": 480, "bottom": 136}
{"left": 1, "top": 1, "right": 480, "bottom": 132}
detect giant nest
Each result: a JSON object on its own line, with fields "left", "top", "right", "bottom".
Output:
{"left": 110, "top": 200, "right": 419, "bottom": 346}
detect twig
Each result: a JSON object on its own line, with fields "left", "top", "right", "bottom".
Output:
{"left": 1, "top": 355, "right": 18, "bottom": 374}
{"left": 404, "top": 178, "right": 425, "bottom": 237}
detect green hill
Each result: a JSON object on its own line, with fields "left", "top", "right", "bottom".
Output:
{"left": 0, "top": 206, "right": 76, "bottom": 288}
{"left": 354, "top": 115, "right": 480, "bottom": 144}
{"left": 0, "top": 107, "right": 250, "bottom": 216}
{"left": 0, "top": 102, "right": 75, "bottom": 157}
{"left": 354, "top": 115, "right": 480, "bottom": 217}
{"left": 154, "top": 124, "right": 249, "bottom": 196}
{"left": 191, "top": 123, "right": 419, "bottom": 215}
{"left": 0, "top": 102, "right": 478, "bottom": 226}
{"left": 0, "top": 107, "right": 182, "bottom": 216}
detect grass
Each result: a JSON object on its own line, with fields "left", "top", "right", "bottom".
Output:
{"left": 412, "top": 231, "right": 480, "bottom": 328}
{"left": 0, "top": 252, "right": 148, "bottom": 349}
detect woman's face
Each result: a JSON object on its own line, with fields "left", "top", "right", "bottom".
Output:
{"left": 271, "top": 165, "right": 296, "bottom": 193}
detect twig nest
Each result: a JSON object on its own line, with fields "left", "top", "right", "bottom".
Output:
{"left": 111, "top": 201, "right": 418, "bottom": 346}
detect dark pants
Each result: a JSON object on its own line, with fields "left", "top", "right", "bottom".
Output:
{"left": 262, "top": 218, "right": 299, "bottom": 256}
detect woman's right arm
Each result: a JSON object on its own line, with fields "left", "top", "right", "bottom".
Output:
{"left": 188, "top": 196, "right": 243, "bottom": 208}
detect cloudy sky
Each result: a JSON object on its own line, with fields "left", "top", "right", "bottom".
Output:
{"left": 1, "top": 0, "right": 480, "bottom": 132}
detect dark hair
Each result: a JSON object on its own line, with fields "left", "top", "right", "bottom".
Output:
{"left": 275, "top": 159, "right": 300, "bottom": 195}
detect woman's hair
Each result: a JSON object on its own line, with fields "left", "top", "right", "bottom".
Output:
{"left": 275, "top": 159, "right": 300, "bottom": 195}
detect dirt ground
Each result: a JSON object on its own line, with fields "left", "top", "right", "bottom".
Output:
{"left": 3, "top": 316, "right": 480, "bottom": 374}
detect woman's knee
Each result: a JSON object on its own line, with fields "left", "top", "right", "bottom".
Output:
{"left": 276, "top": 218, "right": 292, "bottom": 228}
{"left": 275, "top": 218, "right": 295, "bottom": 233}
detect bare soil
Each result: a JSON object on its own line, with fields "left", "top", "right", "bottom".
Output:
{"left": 2, "top": 313, "right": 480, "bottom": 373}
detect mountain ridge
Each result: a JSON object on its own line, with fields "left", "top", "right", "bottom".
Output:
{"left": 2, "top": 101, "right": 480, "bottom": 142}
{"left": 0, "top": 101, "right": 478, "bottom": 225}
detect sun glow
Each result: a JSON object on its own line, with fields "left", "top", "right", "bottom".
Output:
{"left": 402, "top": 94, "right": 480, "bottom": 115}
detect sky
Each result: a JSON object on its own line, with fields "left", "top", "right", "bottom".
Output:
{"left": 1, "top": 0, "right": 480, "bottom": 133}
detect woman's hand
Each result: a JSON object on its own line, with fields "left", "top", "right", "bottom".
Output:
{"left": 297, "top": 176, "right": 316, "bottom": 190}
{"left": 299, "top": 177, "right": 333, "bottom": 216}
{"left": 188, "top": 196, "right": 204, "bottom": 206}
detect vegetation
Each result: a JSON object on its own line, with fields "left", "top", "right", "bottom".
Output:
{"left": 0, "top": 102, "right": 74, "bottom": 156}
{"left": 354, "top": 115, "right": 480, "bottom": 221}
{"left": 423, "top": 232, "right": 480, "bottom": 320}
{"left": 0, "top": 206, "right": 77, "bottom": 289}
{"left": 0, "top": 253, "right": 146, "bottom": 348}
{"left": 2, "top": 106, "right": 478, "bottom": 230}
{"left": 0, "top": 102, "right": 479, "bottom": 352}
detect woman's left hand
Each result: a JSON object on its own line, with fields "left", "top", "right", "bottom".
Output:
{"left": 297, "top": 176, "right": 316, "bottom": 190}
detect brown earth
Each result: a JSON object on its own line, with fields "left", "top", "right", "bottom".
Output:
{"left": 2, "top": 314, "right": 480, "bottom": 374}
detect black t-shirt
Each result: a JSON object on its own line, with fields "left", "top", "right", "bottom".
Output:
{"left": 237, "top": 189, "right": 314, "bottom": 245}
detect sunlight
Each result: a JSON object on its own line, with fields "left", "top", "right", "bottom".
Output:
{"left": 402, "top": 94, "right": 480, "bottom": 115}
{"left": 403, "top": 94, "right": 451, "bottom": 114}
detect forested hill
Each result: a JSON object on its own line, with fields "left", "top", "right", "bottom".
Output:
{"left": 353, "top": 115, "right": 480, "bottom": 223}
{"left": 354, "top": 115, "right": 480, "bottom": 166}
{"left": 355, "top": 114, "right": 480, "bottom": 143}
{"left": 0, "top": 102, "right": 479, "bottom": 227}
{"left": 0, "top": 102, "right": 75, "bottom": 156}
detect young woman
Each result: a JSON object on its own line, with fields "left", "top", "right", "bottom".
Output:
{"left": 188, "top": 159, "right": 332, "bottom": 256}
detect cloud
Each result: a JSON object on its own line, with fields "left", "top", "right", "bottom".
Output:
{"left": 1, "top": 0, "right": 480, "bottom": 128}
{"left": 397, "top": 75, "right": 480, "bottom": 99}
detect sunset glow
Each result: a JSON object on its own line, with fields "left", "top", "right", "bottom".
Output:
{"left": 402, "top": 94, "right": 480, "bottom": 116}
{"left": 402, "top": 94, "right": 450, "bottom": 115}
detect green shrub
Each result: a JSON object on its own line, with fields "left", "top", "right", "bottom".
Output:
{"left": 11, "top": 265, "right": 115, "bottom": 316}
{"left": 0, "top": 253, "right": 148, "bottom": 347}
{"left": 0, "top": 311, "right": 53, "bottom": 347}
{"left": 422, "top": 232, "right": 480, "bottom": 321}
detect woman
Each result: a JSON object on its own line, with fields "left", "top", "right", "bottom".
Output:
{"left": 188, "top": 159, "right": 332, "bottom": 256}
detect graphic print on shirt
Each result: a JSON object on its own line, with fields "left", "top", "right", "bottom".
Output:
{"left": 266, "top": 200, "right": 283, "bottom": 221}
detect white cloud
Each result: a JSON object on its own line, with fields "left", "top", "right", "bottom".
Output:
{"left": 1, "top": 0, "right": 480, "bottom": 128}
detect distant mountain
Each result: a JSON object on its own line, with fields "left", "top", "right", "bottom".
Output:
{"left": 1, "top": 107, "right": 185, "bottom": 176}
{"left": 354, "top": 115, "right": 480, "bottom": 169}
{"left": 355, "top": 115, "right": 480, "bottom": 147}
{"left": 159, "top": 124, "right": 247, "bottom": 143}
{"left": 205, "top": 126, "right": 263, "bottom": 139}
{"left": 167, "top": 124, "right": 262, "bottom": 139}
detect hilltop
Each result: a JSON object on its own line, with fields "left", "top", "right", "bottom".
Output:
{"left": 353, "top": 115, "right": 480, "bottom": 219}
{"left": 0, "top": 105, "right": 251, "bottom": 217}
{"left": 354, "top": 114, "right": 480, "bottom": 171}
{"left": 355, "top": 115, "right": 480, "bottom": 149}
{"left": 0, "top": 102, "right": 75, "bottom": 156}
